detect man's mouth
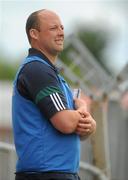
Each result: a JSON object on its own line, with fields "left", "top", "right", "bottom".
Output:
{"left": 55, "top": 39, "right": 63, "bottom": 45}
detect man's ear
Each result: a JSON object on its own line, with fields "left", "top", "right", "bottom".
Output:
{"left": 29, "top": 29, "right": 39, "bottom": 40}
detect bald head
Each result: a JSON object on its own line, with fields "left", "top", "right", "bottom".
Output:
{"left": 38, "top": 9, "right": 60, "bottom": 19}
{"left": 26, "top": 9, "right": 60, "bottom": 43}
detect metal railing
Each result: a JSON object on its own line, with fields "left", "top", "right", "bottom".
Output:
{"left": 0, "top": 142, "right": 16, "bottom": 180}
{"left": 80, "top": 162, "right": 109, "bottom": 180}
{"left": 0, "top": 142, "right": 109, "bottom": 180}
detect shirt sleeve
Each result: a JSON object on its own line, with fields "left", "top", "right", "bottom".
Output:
{"left": 17, "top": 61, "right": 69, "bottom": 119}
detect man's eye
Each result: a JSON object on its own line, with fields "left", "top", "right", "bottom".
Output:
{"left": 61, "top": 26, "right": 64, "bottom": 30}
{"left": 50, "top": 27, "right": 57, "bottom": 30}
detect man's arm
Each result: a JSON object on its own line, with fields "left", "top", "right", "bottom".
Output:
{"left": 50, "top": 109, "right": 84, "bottom": 134}
{"left": 50, "top": 98, "right": 96, "bottom": 135}
{"left": 50, "top": 92, "right": 96, "bottom": 135}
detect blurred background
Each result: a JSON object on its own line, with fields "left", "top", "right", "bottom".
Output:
{"left": 0, "top": 0, "right": 128, "bottom": 180}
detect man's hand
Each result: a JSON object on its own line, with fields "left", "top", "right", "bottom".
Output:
{"left": 75, "top": 111, "right": 96, "bottom": 139}
{"left": 74, "top": 98, "right": 88, "bottom": 110}
{"left": 74, "top": 98, "right": 96, "bottom": 139}
{"left": 74, "top": 94, "right": 96, "bottom": 139}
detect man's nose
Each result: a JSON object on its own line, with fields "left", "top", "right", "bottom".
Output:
{"left": 58, "top": 27, "right": 64, "bottom": 36}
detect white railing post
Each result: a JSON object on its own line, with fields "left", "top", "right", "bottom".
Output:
{"left": 0, "top": 142, "right": 16, "bottom": 180}
{"left": 80, "top": 161, "right": 109, "bottom": 180}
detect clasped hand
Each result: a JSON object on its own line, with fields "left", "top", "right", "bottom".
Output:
{"left": 74, "top": 98, "right": 96, "bottom": 138}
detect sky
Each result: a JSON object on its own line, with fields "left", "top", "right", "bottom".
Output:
{"left": 0, "top": 0, "right": 127, "bottom": 75}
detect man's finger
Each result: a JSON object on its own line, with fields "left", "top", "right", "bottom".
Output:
{"left": 78, "top": 123, "right": 91, "bottom": 129}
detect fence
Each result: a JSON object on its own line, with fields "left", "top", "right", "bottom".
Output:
{"left": 0, "top": 142, "right": 16, "bottom": 180}
{"left": 0, "top": 81, "right": 12, "bottom": 128}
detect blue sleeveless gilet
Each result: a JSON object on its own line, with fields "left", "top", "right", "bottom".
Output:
{"left": 12, "top": 55, "right": 80, "bottom": 173}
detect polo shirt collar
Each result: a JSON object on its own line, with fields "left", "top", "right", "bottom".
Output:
{"left": 28, "top": 48, "right": 58, "bottom": 71}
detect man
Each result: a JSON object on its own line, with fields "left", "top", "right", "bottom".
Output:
{"left": 12, "top": 9, "right": 96, "bottom": 180}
